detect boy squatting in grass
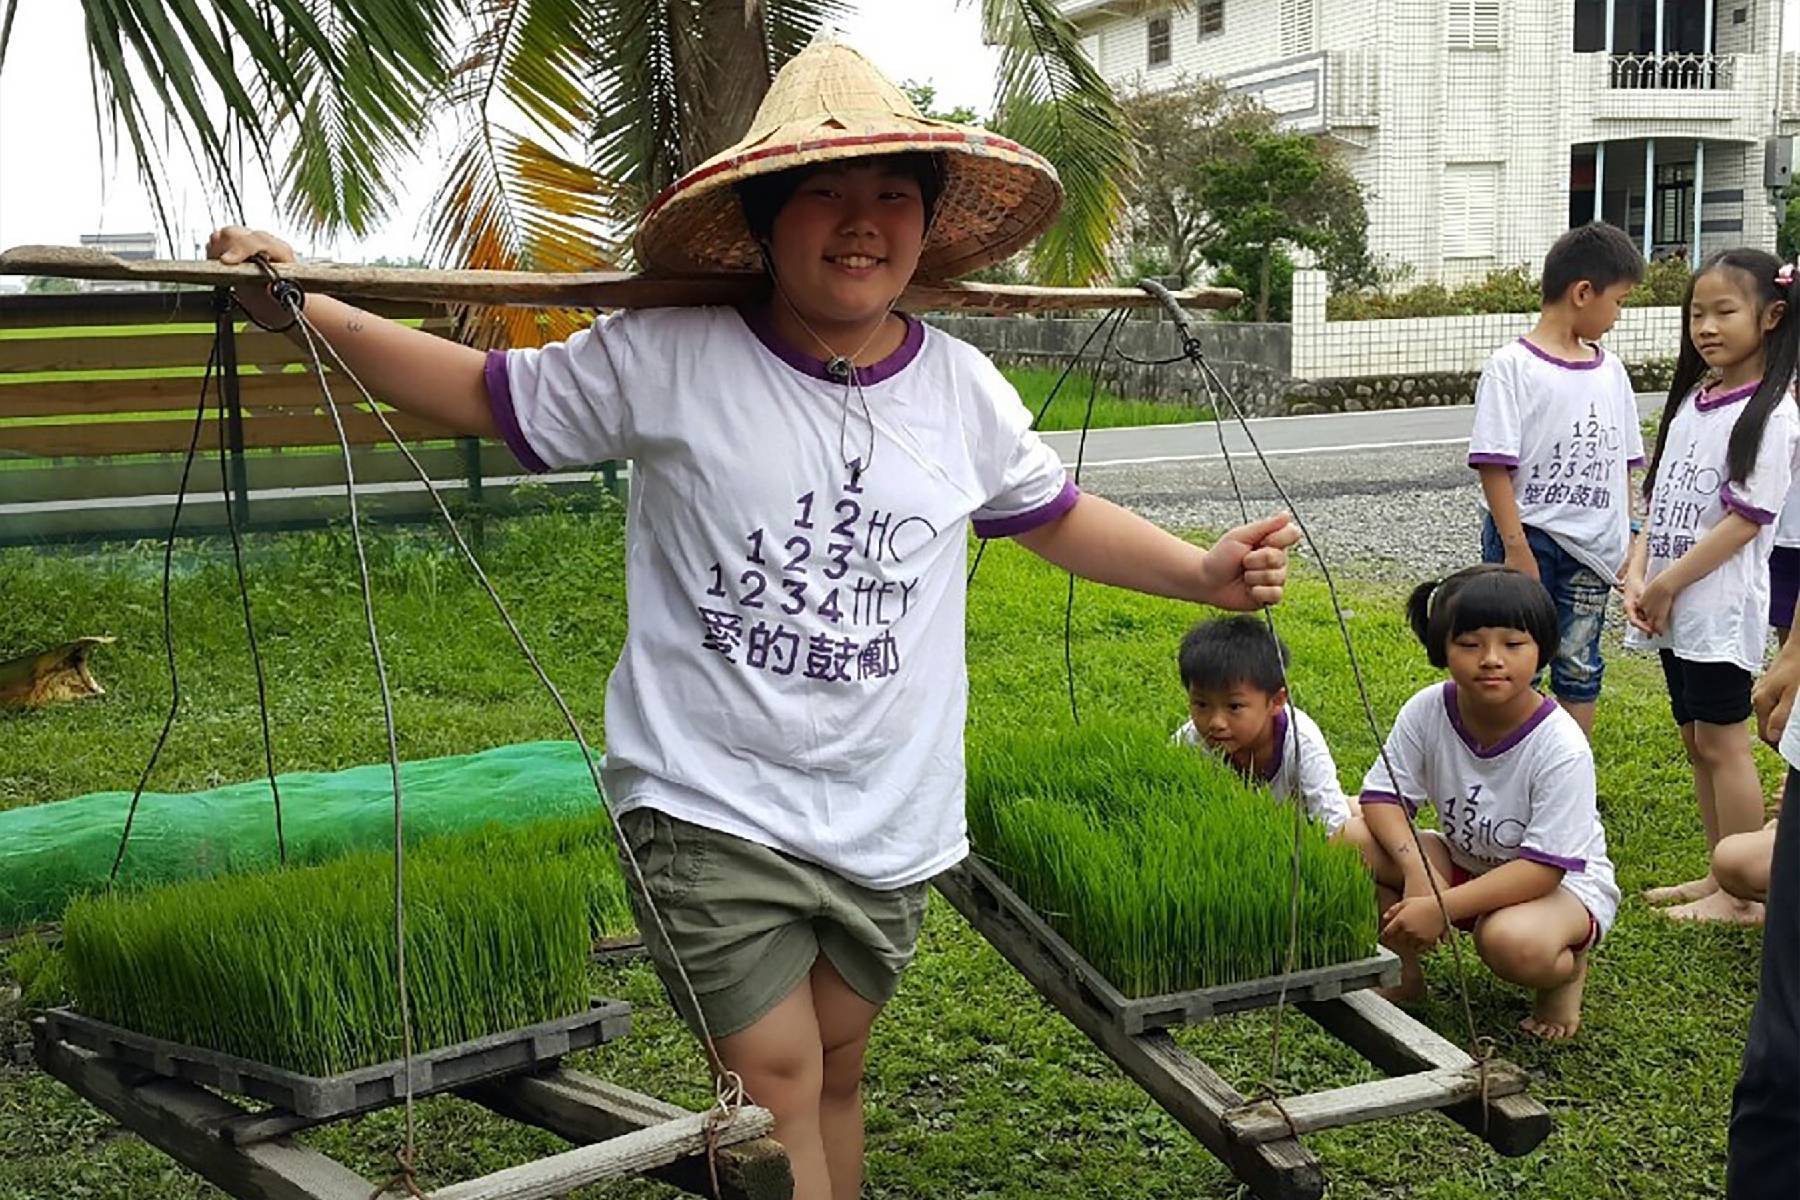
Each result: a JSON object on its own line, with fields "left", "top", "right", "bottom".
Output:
{"left": 1338, "top": 565, "right": 1621, "bottom": 1040}
{"left": 1470, "top": 221, "right": 1647, "bottom": 743}
{"left": 205, "top": 40, "right": 1299, "bottom": 1200}
{"left": 1626, "top": 248, "right": 1800, "bottom": 926}
{"left": 1171, "top": 616, "right": 1360, "bottom": 836}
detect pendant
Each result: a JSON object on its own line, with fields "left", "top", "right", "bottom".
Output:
{"left": 826, "top": 355, "right": 853, "bottom": 380}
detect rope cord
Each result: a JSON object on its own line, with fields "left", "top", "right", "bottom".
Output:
{"left": 212, "top": 289, "right": 287, "bottom": 865}
{"left": 1136, "top": 279, "right": 1493, "bottom": 1120}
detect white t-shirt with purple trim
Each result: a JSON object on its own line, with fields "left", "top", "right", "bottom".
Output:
{"left": 1358, "top": 682, "right": 1620, "bottom": 936}
{"left": 1172, "top": 705, "right": 1354, "bottom": 833}
{"left": 1624, "top": 380, "right": 1800, "bottom": 672}
{"left": 1468, "top": 338, "right": 1645, "bottom": 580}
{"left": 486, "top": 305, "right": 1075, "bottom": 889}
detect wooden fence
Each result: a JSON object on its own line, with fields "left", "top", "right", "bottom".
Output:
{"left": 0, "top": 289, "right": 618, "bottom": 547}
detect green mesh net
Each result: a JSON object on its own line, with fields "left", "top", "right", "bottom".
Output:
{"left": 0, "top": 742, "right": 608, "bottom": 930}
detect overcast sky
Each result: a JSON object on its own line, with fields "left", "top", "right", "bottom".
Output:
{"left": 0, "top": 3, "right": 1000, "bottom": 264}
{"left": 0, "top": 1, "right": 1795, "bottom": 265}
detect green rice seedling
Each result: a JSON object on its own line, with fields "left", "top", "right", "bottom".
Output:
{"left": 60, "top": 825, "right": 602, "bottom": 1076}
{"left": 967, "top": 722, "right": 1379, "bottom": 997}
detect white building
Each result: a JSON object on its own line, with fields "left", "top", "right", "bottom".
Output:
{"left": 1063, "top": 0, "right": 1800, "bottom": 283}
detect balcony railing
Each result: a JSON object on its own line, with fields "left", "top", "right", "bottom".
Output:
{"left": 1608, "top": 52, "right": 1737, "bottom": 91}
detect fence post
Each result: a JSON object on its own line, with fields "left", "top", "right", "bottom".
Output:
{"left": 213, "top": 289, "right": 251, "bottom": 527}
{"left": 461, "top": 435, "right": 485, "bottom": 553}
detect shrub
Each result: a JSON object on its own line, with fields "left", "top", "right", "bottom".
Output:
{"left": 966, "top": 723, "right": 1378, "bottom": 997}
{"left": 1327, "top": 257, "right": 1690, "bottom": 321}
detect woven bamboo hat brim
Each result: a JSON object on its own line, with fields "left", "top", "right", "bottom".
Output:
{"left": 634, "top": 37, "right": 1062, "bottom": 281}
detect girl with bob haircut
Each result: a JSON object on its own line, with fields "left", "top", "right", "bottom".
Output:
{"left": 1339, "top": 564, "right": 1620, "bottom": 1040}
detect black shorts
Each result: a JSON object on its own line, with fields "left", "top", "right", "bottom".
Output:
{"left": 1659, "top": 650, "right": 1753, "bottom": 727}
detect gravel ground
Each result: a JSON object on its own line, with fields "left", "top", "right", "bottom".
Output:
{"left": 1072, "top": 443, "right": 1489, "bottom": 584}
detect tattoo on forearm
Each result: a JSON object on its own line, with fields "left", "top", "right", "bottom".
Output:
{"left": 347, "top": 319, "right": 365, "bottom": 334}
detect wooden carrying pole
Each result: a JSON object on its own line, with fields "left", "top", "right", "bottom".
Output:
{"left": 0, "top": 245, "right": 1241, "bottom": 314}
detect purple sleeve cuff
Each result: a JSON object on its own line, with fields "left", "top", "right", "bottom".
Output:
{"left": 972, "top": 478, "right": 1080, "bottom": 539}
{"left": 1359, "top": 790, "right": 1416, "bottom": 815}
{"left": 1519, "top": 847, "right": 1586, "bottom": 872}
{"left": 485, "top": 349, "right": 551, "bottom": 474}
{"left": 1720, "top": 483, "right": 1777, "bottom": 526}
{"left": 1628, "top": 456, "right": 1647, "bottom": 469}
{"left": 1467, "top": 453, "right": 1520, "bottom": 468}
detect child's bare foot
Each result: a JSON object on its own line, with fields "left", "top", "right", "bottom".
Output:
{"left": 1660, "top": 890, "right": 1765, "bottom": 925}
{"left": 1520, "top": 954, "right": 1587, "bottom": 1041}
{"left": 1642, "top": 875, "right": 1718, "bottom": 905}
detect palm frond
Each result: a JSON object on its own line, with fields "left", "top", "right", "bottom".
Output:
{"left": 979, "top": 0, "right": 1135, "bottom": 285}
{"left": 591, "top": 0, "right": 702, "bottom": 223}
{"left": 428, "top": 1, "right": 618, "bottom": 349}
{"left": 274, "top": 4, "right": 452, "bottom": 237}
{"left": 5, "top": 2, "right": 456, "bottom": 246}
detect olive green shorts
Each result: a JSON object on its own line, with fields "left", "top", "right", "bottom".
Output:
{"left": 616, "top": 807, "right": 931, "bottom": 1039}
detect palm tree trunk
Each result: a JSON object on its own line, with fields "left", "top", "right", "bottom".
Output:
{"left": 674, "top": 1, "right": 775, "bottom": 170}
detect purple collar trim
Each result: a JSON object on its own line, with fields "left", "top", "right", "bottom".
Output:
{"left": 1695, "top": 378, "right": 1761, "bottom": 412}
{"left": 1259, "top": 707, "right": 1290, "bottom": 783}
{"left": 1517, "top": 337, "right": 1603, "bottom": 370}
{"left": 1442, "top": 681, "right": 1556, "bottom": 759}
{"left": 737, "top": 305, "right": 924, "bottom": 385}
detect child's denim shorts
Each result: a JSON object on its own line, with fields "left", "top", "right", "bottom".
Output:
{"left": 616, "top": 807, "right": 930, "bottom": 1039}
{"left": 1480, "top": 516, "right": 1610, "bottom": 704}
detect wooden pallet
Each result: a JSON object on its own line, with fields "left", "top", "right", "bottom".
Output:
{"left": 935, "top": 858, "right": 1551, "bottom": 1200}
{"left": 32, "top": 1018, "right": 790, "bottom": 1200}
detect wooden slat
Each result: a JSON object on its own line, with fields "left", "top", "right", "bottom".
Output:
{"left": 2, "top": 331, "right": 313, "bottom": 373}
{"left": 0, "top": 410, "right": 461, "bottom": 457}
{"left": 934, "top": 863, "right": 1325, "bottom": 1200}
{"left": 32, "top": 1025, "right": 375, "bottom": 1200}
{"left": 0, "top": 375, "right": 352, "bottom": 417}
{"left": 1298, "top": 990, "right": 1552, "bottom": 1156}
{"left": 0, "top": 288, "right": 444, "bottom": 329}
{"left": 464, "top": 1070, "right": 792, "bottom": 1200}
{"left": 1222, "top": 1063, "right": 1530, "bottom": 1145}
{"left": 1, "top": 245, "right": 1243, "bottom": 313}
{"left": 427, "top": 1107, "right": 773, "bottom": 1200}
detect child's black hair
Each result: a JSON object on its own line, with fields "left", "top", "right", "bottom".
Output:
{"left": 1406, "top": 565, "right": 1559, "bottom": 671}
{"left": 1177, "top": 616, "right": 1289, "bottom": 695}
{"left": 1643, "top": 248, "right": 1800, "bottom": 501}
{"left": 1540, "top": 221, "right": 1646, "bottom": 304}
{"left": 735, "top": 152, "right": 946, "bottom": 248}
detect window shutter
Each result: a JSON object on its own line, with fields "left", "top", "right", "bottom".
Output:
{"left": 1280, "top": 0, "right": 1316, "bottom": 57}
{"left": 1448, "top": 0, "right": 1501, "bottom": 49}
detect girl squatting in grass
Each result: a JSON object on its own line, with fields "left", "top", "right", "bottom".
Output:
{"left": 1627, "top": 248, "right": 1800, "bottom": 926}
{"left": 206, "top": 40, "right": 1298, "bottom": 1200}
{"left": 1340, "top": 565, "right": 1621, "bottom": 1040}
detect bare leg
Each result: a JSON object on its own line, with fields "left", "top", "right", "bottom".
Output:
{"left": 1713, "top": 820, "right": 1779, "bottom": 907}
{"left": 810, "top": 959, "right": 882, "bottom": 1200}
{"left": 1340, "top": 817, "right": 1452, "bottom": 1003}
{"left": 1558, "top": 698, "right": 1596, "bottom": 740}
{"left": 1472, "top": 889, "right": 1595, "bottom": 1040}
{"left": 1667, "top": 721, "right": 1767, "bottom": 923}
{"left": 1646, "top": 722, "right": 1723, "bottom": 905}
{"left": 717, "top": 980, "right": 832, "bottom": 1200}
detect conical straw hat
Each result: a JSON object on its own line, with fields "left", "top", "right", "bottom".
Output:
{"left": 634, "top": 36, "right": 1063, "bottom": 280}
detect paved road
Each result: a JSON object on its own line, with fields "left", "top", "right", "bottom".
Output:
{"left": 1039, "top": 394, "right": 1663, "bottom": 469}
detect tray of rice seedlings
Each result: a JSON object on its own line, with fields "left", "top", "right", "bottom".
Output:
{"left": 45, "top": 822, "right": 631, "bottom": 1119}
{"left": 961, "top": 722, "right": 1395, "bottom": 1036}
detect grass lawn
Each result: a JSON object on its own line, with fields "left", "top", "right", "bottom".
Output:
{"left": 0, "top": 504, "right": 1778, "bottom": 1199}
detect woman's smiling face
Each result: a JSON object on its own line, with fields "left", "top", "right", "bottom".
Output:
{"left": 767, "top": 161, "right": 927, "bottom": 329}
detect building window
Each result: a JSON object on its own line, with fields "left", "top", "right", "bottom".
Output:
{"left": 1279, "top": 0, "right": 1315, "bottom": 56}
{"left": 1443, "top": 163, "right": 1501, "bottom": 259}
{"left": 1656, "top": 162, "right": 1695, "bottom": 249}
{"left": 1148, "top": 13, "right": 1172, "bottom": 66}
{"left": 1198, "top": 0, "right": 1224, "bottom": 39}
{"left": 1447, "top": 0, "right": 1501, "bottom": 49}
